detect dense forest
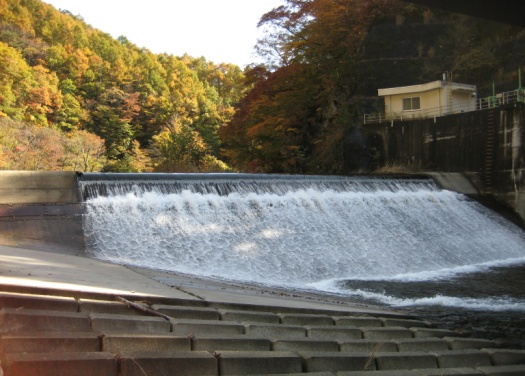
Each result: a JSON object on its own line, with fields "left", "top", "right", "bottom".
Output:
{"left": 1, "top": 0, "right": 524, "bottom": 173}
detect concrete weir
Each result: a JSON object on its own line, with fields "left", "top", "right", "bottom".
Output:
{"left": 0, "top": 170, "right": 522, "bottom": 251}
{"left": 2, "top": 171, "right": 525, "bottom": 375}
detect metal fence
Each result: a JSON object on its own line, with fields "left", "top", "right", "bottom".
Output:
{"left": 364, "top": 89, "right": 525, "bottom": 124}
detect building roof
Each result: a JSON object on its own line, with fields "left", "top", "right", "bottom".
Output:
{"left": 378, "top": 80, "right": 476, "bottom": 97}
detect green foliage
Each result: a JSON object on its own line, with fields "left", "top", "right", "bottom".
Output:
{"left": 151, "top": 125, "right": 230, "bottom": 173}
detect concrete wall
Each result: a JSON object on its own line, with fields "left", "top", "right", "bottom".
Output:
{"left": 0, "top": 171, "right": 84, "bottom": 252}
{"left": 364, "top": 102, "right": 525, "bottom": 222}
{"left": 0, "top": 171, "right": 80, "bottom": 204}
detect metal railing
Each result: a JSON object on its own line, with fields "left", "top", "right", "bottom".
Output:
{"left": 364, "top": 89, "right": 525, "bottom": 124}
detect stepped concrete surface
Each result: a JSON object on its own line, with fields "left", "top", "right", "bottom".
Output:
{"left": 2, "top": 243, "right": 525, "bottom": 375}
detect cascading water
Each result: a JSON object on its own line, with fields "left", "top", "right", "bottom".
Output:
{"left": 79, "top": 173, "right": 525, "bottom": 313}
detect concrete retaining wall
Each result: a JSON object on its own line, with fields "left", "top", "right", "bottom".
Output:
{"left": 364, "top": 102, "right": 525, "bottom": 223}
{"left": 0, "top": 171, "right": 80, "bottom": 204}
{"left": 0, "top": 171, "right": 83, "bottom": 252}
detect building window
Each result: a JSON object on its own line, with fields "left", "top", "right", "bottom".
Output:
{"left": 403, "top": 97, "right": 420, "bottom": 111}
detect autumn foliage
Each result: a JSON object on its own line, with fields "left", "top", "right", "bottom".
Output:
{"left": 0, "top": 0, "right": 243, "bottom": 171}
{"left": 221, "top": 0, "right": 400, "bottom": 173}
{"left": 1, "top": 0, "right": 524, "bottom": 173}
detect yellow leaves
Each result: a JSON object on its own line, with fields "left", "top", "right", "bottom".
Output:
{"left": 151, "top": 127, "right": 229, "bottom": 173}
{"left": 68, "top": 48, "right": 91, "bottom": 79}
{"left": 1, "top": 1, "right": 245, "bottom": 172}
{"left": 0, "top": 0, "right": 34, "bottom": 35}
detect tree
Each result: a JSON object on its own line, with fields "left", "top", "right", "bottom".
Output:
{"left": 151, "top": 124, "right": 229, "bottom": 173}
{"left": 25, "top": 64, "right": 62, "bottom": 126}
{"left": 0, "top": 117, "right": 64, "bottom": 170}
{"left": 103, "top": 140, "right": 151, "bottom": 172}
{"left": 62, "top": 129, "right": 106, "bottom": 171}
{"left": 0, "top": 41, "right": 35, "bottom": 120}
{"left": 221, "top": 0, "right": 398, "bottom": 173}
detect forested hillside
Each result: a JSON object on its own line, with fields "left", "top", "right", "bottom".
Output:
{"left": 1, "top": 0, "right": 524, "bottom": 173}
{"left": 0, "top": 0, "right": 244, "bottom": 171}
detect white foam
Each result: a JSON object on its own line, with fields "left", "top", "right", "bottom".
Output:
{"left": 312, "top": 257, "right": 525, "bottom": 283}
{"left": 83, "top": 184, "right": 525, "bottom": 300}
{"left": 358, "top": 291, "right": 525, "bottom": 312}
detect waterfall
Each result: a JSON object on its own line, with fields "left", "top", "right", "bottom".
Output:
{"left": 79, "top": 173, "right": 525, "bottom": 291}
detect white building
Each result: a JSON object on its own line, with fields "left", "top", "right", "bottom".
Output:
{"left": 365, "top": 75, "right": 477, "bottom": 123}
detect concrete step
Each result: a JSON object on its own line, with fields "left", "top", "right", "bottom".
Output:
{"left": 170, "top": 319, "right": 244, "bottom": 336}
{"left": 374, "top": 351, "right": 438, "bottom": 370}
{"left": 300, "top": 351, "right": 375, "bottom": 373}
{"left": 278, "top": 313, "right": 334, "bottom": 326}
{"left": 430, "top": 349, "right": 491, "bottom": 369}
{"left": 153, "top": 304, "right": 220, "bottom": 320}
{"left": 476, "top": 364, "right": 525, "bottom": 375}
{"left": 192, "top": 335, "right": 272, "bottom": 351}
{"left": 444, "top": 337, "right": 499, "bottom": 350}
{"left": 362, "top": 327, "right": 413, "bottom": 340}
{"left": 381, "top": 318, "right": 431, "bottom": 328}
{"left": 219, "top": 309, "right": 280, "bottom": 324}
{"left": 2, "top": 352, "right": 117, "bottom": 376}
{"left": 243, "top": 322, "right": 306, "bottom": 339}
{"left": 119, "top": 351, "right": 216, "bottom": 376}
{"left": 407, "top": 369, "right": 483, "bottom": 376}
{"left": 0, "top": 292, "right": 78, "bottom": 312}
{"left": 395, "top": 338, "right": 449, "bottom": 352}
{"left": 0, "top": 308, "right": 90, "bottom": 333}
{"left": 339, "top": 339, "right": 398, "bottom": 353}
{"left": 2, "top": 290, "right": 524, "bottom": 376}
{"left": 338, "top": 371, "right": 416, "bottom": 376}
{"left": 217, "top": 351, "right": 303, "bottom": 375}
{"left": 206, "top": 299, "right": 410, "bottom": 319}
{"left": 334, "top": 316, "right": 382, "bottom": 327}
{"left": 481, "top": 349, "right": 525, "bottom": 366}
{"left": 79, "top": 298, "right": 148, "bottom": 315}
{"left": 272, "top": 338, "right": 340, "bottom": 352}
{"left": 89, "top": 312, "right": 171, "bottom": 333}
{"left": 101, "top": 333, "right": 190, "bottom": 353}
{"left": 0, "top": 332, "right": 100, "bottom": 353}
{"left": 306, "top": 326, "right": 362, "bottom": 341}
{"left": 411, "top": 327, "right": 464, "bottom": 338}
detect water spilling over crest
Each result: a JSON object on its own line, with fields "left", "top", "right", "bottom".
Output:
{"left": 80, "top": 173, "right": 525, "bottom": 315}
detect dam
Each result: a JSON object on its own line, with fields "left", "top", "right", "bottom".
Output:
{"left": 2, "top": 171, "right": 525, "bottom": 375}
{"left": 1, "top": 171, "right": 524, "bottom": 310}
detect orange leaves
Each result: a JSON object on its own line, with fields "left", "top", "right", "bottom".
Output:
{"left": 0, "top": 117, "right": 107, "bottom": 171}
{"left": 221, "top": 0, "right": 401, "bottom": 173}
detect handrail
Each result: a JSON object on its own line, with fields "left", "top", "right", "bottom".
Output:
{"left": 364, "top": 89, "right": 525, "bottom": 124}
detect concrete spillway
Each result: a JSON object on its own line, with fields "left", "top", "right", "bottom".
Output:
{"left": 76, "top": 173, "right": 525, "bottom": 295}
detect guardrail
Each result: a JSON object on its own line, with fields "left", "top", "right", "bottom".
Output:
{"left": 364, "top": 89, "right": 525, "bottom": 124}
